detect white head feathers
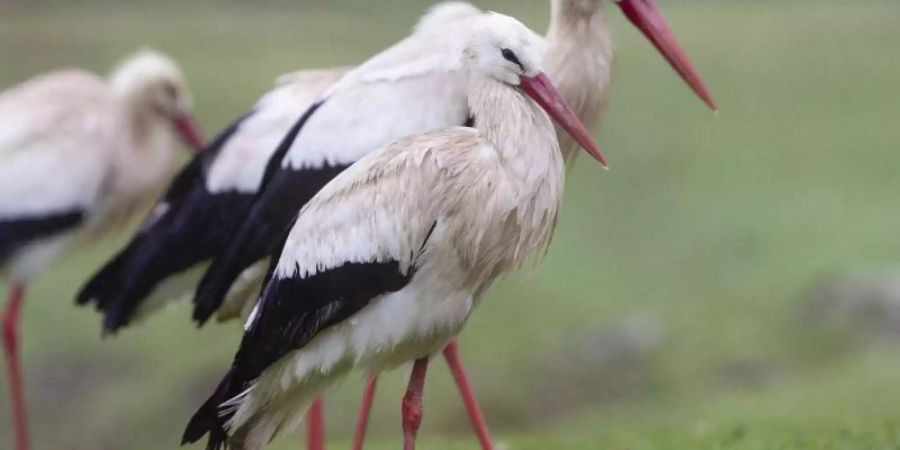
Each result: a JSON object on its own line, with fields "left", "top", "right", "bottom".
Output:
{"left": 463, "top": 13, "right": 547, "bottom": 85}
{"left": 108, "top": 48, "right": 193, "bottom": 117}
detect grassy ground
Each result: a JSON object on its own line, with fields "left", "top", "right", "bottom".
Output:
{"left": 2, "top": 1, "right": 900, "bottom": 449}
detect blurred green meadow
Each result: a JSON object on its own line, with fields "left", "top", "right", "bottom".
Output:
{"left": 2, "top": 0, "right": 900, "bottom": 449}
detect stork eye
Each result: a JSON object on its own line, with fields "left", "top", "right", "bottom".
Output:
{"left": 162, "top": 81, "right": 178, "bottom": 99}
{"left": 501, "top": 48, "right": 525, "bottom": 72}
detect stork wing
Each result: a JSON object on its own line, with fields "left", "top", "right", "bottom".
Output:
{"left": 0, "top": 71, "right": 120, "bottom": 262}
{"left": 76, "top": 68, "right": 347, "bottom": 334}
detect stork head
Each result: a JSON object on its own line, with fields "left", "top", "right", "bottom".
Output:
{"left": 109, "top": 49, "right": 205, "bottom": 153}
{"left": 464, "top": 13, "right": 608, "bottom": 167}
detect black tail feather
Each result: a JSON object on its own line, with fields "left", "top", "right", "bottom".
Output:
{"left": 76, "top": 235, "right": 193, "bottom": 335}
{"left": 75, "top": 245, "right": 132, "bottom": 308}
{"left": 183, "top": 369, "right": 235, "bottom": 449}
{"left": 192, "top": 236, "right": 265, "bottom": 327}
{"left": 75, "top": 244, "right": 146, "bottom": 335}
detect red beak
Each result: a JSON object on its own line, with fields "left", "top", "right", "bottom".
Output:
{"left": 520, "top": 73, "right": 608, "bottom": 168}
{"left": 618, "top": 0, "right": 718, "bottom": 111}
{"left": 172, "top": 114, "right": 206, "bottom": 153}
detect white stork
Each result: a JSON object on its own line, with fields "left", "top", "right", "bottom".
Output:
{"left": 0, "top": 49, "right": 203, "bottom": 450}
{"left": 79, "top": 1, "right": 715, "bottom": 448}
{"left": 182, "top": 12, "right": 606, "bottom": 450}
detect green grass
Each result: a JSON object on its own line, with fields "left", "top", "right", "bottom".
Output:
{"left": 2, "top": 1, "right": 900, "bottom": 449}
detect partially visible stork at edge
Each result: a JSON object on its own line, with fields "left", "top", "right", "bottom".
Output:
{"left": 0, "top": 49, "right": 204, "bottom": 450}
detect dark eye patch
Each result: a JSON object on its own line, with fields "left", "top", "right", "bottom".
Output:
{"left": 501, "top": 48, "right": 525, "bottom": 72}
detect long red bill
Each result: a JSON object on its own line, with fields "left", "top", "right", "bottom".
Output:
{"left": 519, "top": 73, "right": 608, "bottom": 168}
{"left": 618, "top": 0, "right": 718, "bottom": 111}
{"left": 173, "top": 114, "right": 206, "bottom": 153}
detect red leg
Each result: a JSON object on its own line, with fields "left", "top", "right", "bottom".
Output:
{"left": 3, "top": 283, "right": 29, "bottom": 450}
{"left": 352, "top": 375, "right": 378, "bottom": 450}
{"left": 402, "top": 358, "right": 429, "bottom": 450}
{"left": 307, "top": 397, "right": 325, "bottom": 450}
{"left": 443, "top": 340, "right": 494, "bottom": 450}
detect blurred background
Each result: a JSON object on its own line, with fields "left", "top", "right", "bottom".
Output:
{"left": 2, "top": 0, "right": 900, "bottom": 449}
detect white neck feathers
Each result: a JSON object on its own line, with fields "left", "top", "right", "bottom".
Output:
{"left": 466, "top": 74, "right": 563, "bottom": 190}
{"left": 545, "top": 0, "right": 614, "bottom": 162}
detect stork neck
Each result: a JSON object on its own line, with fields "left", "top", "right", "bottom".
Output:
{"left": 463, "top": 74, "right": 566, "bottom": 276}
{"left": 545, "top": 0, "right": 614, "bottom": 162}
{"left": 547, "top": 0, "right": 613, "bottom": 58}
{"left": 547, "top": 0, "right": 611, "bottom": 41}
{"left": 106, "top": 86, "right": 180, "bottom": 217}
{"left": 546, "top": 1, "right": 613, "bottom": 63}
{"left": 467, "top": 75, "right": 564, "bottom": 190}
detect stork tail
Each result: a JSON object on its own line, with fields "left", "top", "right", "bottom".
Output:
{"left": 183, "top": 369, "right": 236, "bottom": 449}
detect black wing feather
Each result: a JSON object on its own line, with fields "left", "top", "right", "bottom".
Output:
{"left": 183, "top": 260, "right": 415, "bottom": 449}
{"left": 0, "top": 211, "right": 84, "bottom": 267}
